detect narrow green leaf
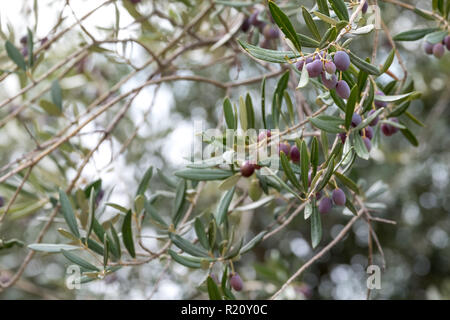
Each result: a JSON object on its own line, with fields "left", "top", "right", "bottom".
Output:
{"left": 424, "top": 30, "right": 448, "bottom": 44}
{"left": 238, "top": 40, "right": 299, "bottom": 63}
{"left": 103, "top": 237, "right": 109, "bottom": 267}
{"left": 194, "top": 218, "right": 209, "bottom": 250}
{"left": 310, "top": 137, "right": 319, "bottom": 177}
{"left": 348, "top": 51, "right": 380, "bottom": 75}
{"left": 144, "top": 200, "right": 168, "bottom": 228}
{"left": 168, "top": 249, "right": 201, "bottom": 268}
{"left": 109, "top": 224, "right": 121, "bottom": 259}
{"left": 173, "top": 179, "right": 186, "bottom": 225}
{"left": 317, "top": 0, "right": 330, "bottom": 16}
{"left": 61, "top": 249, "right": 99, "bottom": 271}
{"left": 223, "top": 97, "right": 235, "bottom": 129}
{"left": 400, "top": 126, "right": 419, "bottom": 147}
{"left": 283, "top": 91, "right": 294, "bottom": 125}
{"left": 393, "top": 28, "right": 439, "bottom": 41}
{"left": 302, "top": 6, "right": 321, "bottom": 41}
{"left": 215, "top": 186, "right": 235, "bottom": 225}
{"left": 387, "top": 101, "right": 410, "bottom": 117}
{"left": 334, "top": 172, "right": 360, "bottom": 194}
{"left": 122, "top": 210, "right": 135, "bottom": 258}
{"left": 28, "top": 243, "right": 80, "bottom": 253}
{"left": 310, "top": 115, "right": 345, "bottom": 134}
{"left": 86, "top": 188, "right": 95, "bottom": 241}
{"left": 27, "top": 28, "right": 34, "bottom": 68}
{"left": 207, "top": 276, "right": 222, "bottom": 300}
{"left": 245, "top": 93, "right": 255, "bottom": 129}
{"left": 239, "top": 96, "right": 248, "bottom": 131}
{"left": 328, "top": 0, "right": 349, "bottom": 21}
{"left": 169, "top": 233, "right": 209, "bottom": 257}
{"left": 5, "top": 40, "right": 26, "bottom": 70}
{"left": 297, "top": 61, "right": 310, "bottom": 88}
{"left": 59, "top": 189, "right": 80, "bottom": 238}
{"left": 268, "top": 1, "right": 302, "bottom": 52}
{"left": 300, "top": 140, "right": 310, "bottom": 191}
{"left": 381, "top": 49, "right": 395, "bottom": 74}
{"left": 311, "top": 203, "right": 322, "bottom": 248}
{"left": 316, "top": 154, "right": 335, "bottom": 191}
{"left": 354, "top": 108, "right": 384, "bottom": 131}
{"left": 345, "top": 85, "right": 359, "bottom": 129}
{"left": 39, "top": 99, "right": 62, "bottom": 116}
{"left": 136, "top": 166, "right": 153, "bottom": 196}
{"left": 175, "top": 168, "right": 233, "bottom": 181}
{"left": 240, "top": 231, "right": 267, "bottom": 254}
{"left": 352, "top": 133, "right": 369, "bottom": 160}
{"left": 362, "top": 81, "right": 374, "bottom": 113}
{"left": 329, "top": 89, "right": 346, "bottom": 111}
{"left": 313, "top": 11, "right": 336, "bottom": 25}
{"left": 280, "top": 152, "right": 302, "bottom": 190}
{"left": 51, "top": 80, "right": 62, "bottom": 110}
{"left": 297, "top": 33, "right": 321, "bottom": 47}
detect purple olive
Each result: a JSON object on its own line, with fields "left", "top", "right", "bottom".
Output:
{"left": 321, "top": 73, "right": 338, "bottom": 89}
{"left": 241, "top": 17, "right": 251, "bottom": 32}
{"left": 336, "top": 80, "right": 350, "bottom": 99}
{"left": 363, "top": 137, "right": 372, "bottom": 151}
{"left": 324, "top": 61, "right": 336, "bottom": 74}
{"left": 381, "top": 118, "right": 399, "bottom": 136}
{"left": 332, "top": 188, "right": 346, "bottom": 206}
{"left": 389, "top": 118, "right": 399, "bottom": 134}
{"left": 296, "top": 59, "right": 305, "bottom": 71}
{"left": 248, "top": 10, "right": 260, "bottom": 26}
{"left": 129, "top": 0, "right": 141, "bottom": 3}
{"left": 20, "top": 35, "right": 28, "bottom": 45}
{"left": 360, "top": 126, "right": 373, "bottom": 140}
{"left": 315, "top": 191, "right": 323, "bottom": 200}
{"left": 433, "top": 43, "right": 445, "bottom": 58}
{"left": 424, "top": 41, "right": 434, "bottom": 55}
{"left": 381, "top": 123, "right": 392, "bottom": 136}
{"left": 95, "top": 189, "right": 105, "bottom": 206}
{"left": 0, "top": 196, "right": 4, "bottom": 208}
{"left": 279, "top": 142, "right": 291, "bottom": 157}
{"left": 333, "top": 51, "right": 350, "bottom": 71}
{"left": 338, "top": 132, "right": 347, "bottom": 144}
{"left": 230, "top": 273, "right": 243, "bottom": 291}
{"left": 290, "top": 145, "right": 300, "bottom": 162}
{"left": 367, "top": 110, "right": 379, "bottom": 126}
{"left": 21, "top": 47, "right": 28, "bottom": 57}
{"left": 306, "top": 59, "right": 323, "bottom": 78}
{"left": 240, "top": 161, "right": 255, "bottom": 177}
{"left": 319, "top": 197, "right": 333, "bottom": 214}
{"left": 445, "top": 35, "right": 450, "bottom": 51}
{"left": 374, "top": 91, "right": 387, "bottom": 108}
{"left": 263, "top": 25, "right": 279, "bottom": 39}
{"left": 362, "top": 0, "right": 369, "bottom": 14}
{"left": 351, "top": 113, "right": 362, "bottom": 127}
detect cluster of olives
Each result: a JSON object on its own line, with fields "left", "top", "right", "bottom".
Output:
{"left": 423, "top": 35, "right": 450, "bottom": 59}
{"left": 296, "top": 50, "right": 352, "bottom": 99}
{"left": 318, "top": 188, "right": 346, "bottom": 214}
{"left": 241, "top": 9, "right": 280, "bottom": 49}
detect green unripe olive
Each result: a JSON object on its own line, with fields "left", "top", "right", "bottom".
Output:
{"left": 249, "top": 178, "right": 263, "bottom": 201}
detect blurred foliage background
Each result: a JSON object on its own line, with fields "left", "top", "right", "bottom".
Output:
{"left": 0, "top": 0, "right": 449, "bottom": 299}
